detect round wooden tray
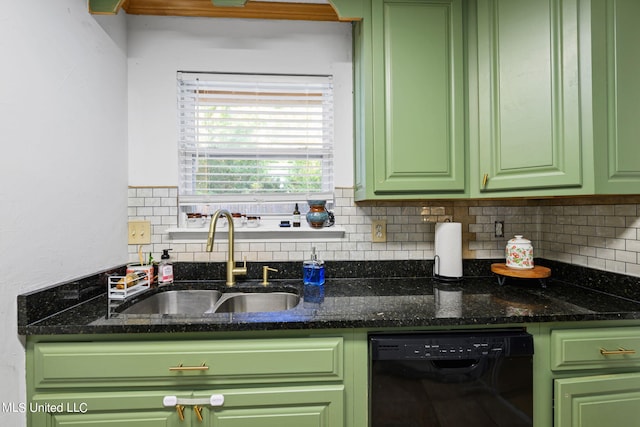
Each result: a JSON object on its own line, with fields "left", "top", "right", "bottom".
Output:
{"left": 491, "top": 263, "right": 551, "bottom": 287}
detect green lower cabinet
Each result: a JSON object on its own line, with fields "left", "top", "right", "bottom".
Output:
{"left": 28, "top": 386, "right": 345, "bottom": 427}
{"left": 29, "top": 391, "right": 189, "bottom": 426}
{"left": 199, "top": 385, "right": 344, "bottom": 427}
{"left": 26, "top": 335, "right": 351, "bottom": 427}
{"left": 473, "top": 0, "right": 588, "bottom": 196}
{"left": 548, "top": 324, "right": 640, "bottom": 427}
{"left": 555, "top": 372, "right": 640, "bottom": 427}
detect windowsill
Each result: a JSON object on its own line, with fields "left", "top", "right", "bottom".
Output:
{"left": 166, "top": 224, "right": 345, "bottom": 242}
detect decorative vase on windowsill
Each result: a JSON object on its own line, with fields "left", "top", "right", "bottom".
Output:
{"left": 306, "top": 200, "right": 329, "bottom": 229}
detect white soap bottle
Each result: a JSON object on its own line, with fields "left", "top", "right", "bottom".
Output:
{"left": 158, "top": 249, "right": 174, "bottom": 285}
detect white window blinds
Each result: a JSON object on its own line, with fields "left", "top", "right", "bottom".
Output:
{"left": 177, "top": 72, "right": 334, "bottom": 204}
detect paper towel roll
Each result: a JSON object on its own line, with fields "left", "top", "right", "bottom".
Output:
{"left": 434, "top": 222, "right": 463, "bottom": 280}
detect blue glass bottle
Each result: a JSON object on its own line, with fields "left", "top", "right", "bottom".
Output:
{"left": 303, "top": 247, "right": 325, "bottom": 303}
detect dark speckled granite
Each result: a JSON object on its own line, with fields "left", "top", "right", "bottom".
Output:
{"left": 17, "top": 259, "right": 640, "bottom": 335}
{"left": 173, "top": 259, "right": 496, "bottom": 281}
{"left": 537, "top": 259, "right": 640, "bottom": 302}
{"left": 17, "top": 265, "right": 125, "bottom": 327}
{"left": 173, "top": 259, "right": 435, "bottom": 281}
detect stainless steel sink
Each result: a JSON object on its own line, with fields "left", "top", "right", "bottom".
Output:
{"left": 121, "top": 290, "right": 222, "bottom": 315}
{"left": 213, "top": 292, "right": 300, "bottom": 313}
{"left": 121, "top": 289, "right": 300, "bottom": 315}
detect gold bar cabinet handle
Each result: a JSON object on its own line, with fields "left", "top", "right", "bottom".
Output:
{"left": 194, "top": 405, "right": 204, "bottom": 422}
{"left": 176, "top": 405, "right": 185, "bottom": 421}
{"left": 482, "top": 173, "right": 489, "bottom": 188}
{"left": 600, "top": 347, "right": 637, "bottom": 356}
{"left": 169, "top": 362, "right": 209, "bottom": 371}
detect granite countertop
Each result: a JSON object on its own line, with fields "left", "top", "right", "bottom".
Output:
{"left": 17, "top": 260, "right": 640, "bottom": 335}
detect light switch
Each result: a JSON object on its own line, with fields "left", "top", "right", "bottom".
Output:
{"left": 372, "top": 220, "right": 387, "bottom": 243}
{"left": 128, "top": 221, "right": 151, "bottom": 245}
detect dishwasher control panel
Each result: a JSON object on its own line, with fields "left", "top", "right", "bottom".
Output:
{"left": 370, "top": 330, "right": 533, "bottom": 360}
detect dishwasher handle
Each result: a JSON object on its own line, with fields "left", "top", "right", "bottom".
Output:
{"left": 374, "top": 357, "right": 491, "bottom": 383}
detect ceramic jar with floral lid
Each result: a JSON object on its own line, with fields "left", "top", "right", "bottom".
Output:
{"left": 505, "top": 235, "right": 534, "bottom": 269}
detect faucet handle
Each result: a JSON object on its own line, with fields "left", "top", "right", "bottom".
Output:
{"left": 262, "top": 265, "right": 278, "bottom": 285}
{"left": 232, "top": 257, "right": 248, "bottom": 277}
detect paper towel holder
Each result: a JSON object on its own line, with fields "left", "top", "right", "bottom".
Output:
{"left": 433, "top": 255, "right": 463, "bottom": 282}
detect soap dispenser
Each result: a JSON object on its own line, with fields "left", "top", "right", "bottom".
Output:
{"left": 303, "top": 247, "right": 325, "bottom": 303}
{"left": 158, "top": 249, "right": 174, "bottom": 285}
{"left": 303, "top": 247, "right": 325, "bottom": 286}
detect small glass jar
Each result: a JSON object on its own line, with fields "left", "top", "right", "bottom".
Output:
{"left": 505, "top": 235, "right": 534, "bottom": 269}
{"left": 246, "top": 216, "right": 261, "bottom": 228}
{"left": 231, "top": 212, "right": 245, "bottom": 228}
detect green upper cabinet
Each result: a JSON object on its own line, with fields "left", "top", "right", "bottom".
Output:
{"left": 354, "top": 0, "right": 466, "bottom": 200}
{"left": 471, "top": 0, "right": 592, "bottom": 197}
{"left": 591, "top": 0, "right": 640, "bottom": 194}
{"left": 350, "top": 0, "right": 640, "bottom": 199}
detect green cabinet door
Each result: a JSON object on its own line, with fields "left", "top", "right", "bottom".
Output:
{"left": 474, "top": 0, "right": 586, "bottom": 195}
{"left": 592, "top": 0, "right": 640, "bottom": 193}
{"left": 354, "top": 0, "right": 466, "bottom": 200}
{"left": 198, "top": 385, "right": 345, "bottom": 427}
{"left": 29, "top": 391, "right": 188, "bottom": 426}
{"left": 555, "top": 372, "right": 640, "bottom": 427}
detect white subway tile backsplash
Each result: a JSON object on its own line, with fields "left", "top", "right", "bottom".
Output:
{"left": 627, "top": 217, "right": 640, "bottom": 228}
{"left": 137, "top": 188, "right": 153, "bottom": 198}
{"left": 606, "top": 259, "right": 626, "bottom": 272}
{"left": 605, "top": 216, "right": 626, "bottom": 227}
{"left": 606, "top": 239, "right": 625, "bottom": 250}
{"left": 627, "top": 263, "right": 640, "bottom": 276}
{"left": 130, "top": 198, "right": 145, "bottom": 207}
{"left": 152, "top": 188, "right": 170, "bottom": 198}
{"left": 626, "top": 239, "right": 640, "bottom": 252}
{"left": 145, "top": 197, "right": 161, "bottom": 207}
{"left": 616, "top": 249, "right": 636, "bottom": 263}
{"left": 571, "top": 254, "right": 588, "bottom": 266}
{"left": 615, "top": 204, "right": 637, "bottom": 216}
{"left": 152, "top": 206, "right": 170, "bottom": 216}
{"left": 587, "top": 236, "right": 606, "bottom": 248}
{"left": 595, "top": 205, "right": 615, "bottom": 215}
{"left": 596, "top": 247, "right": 616, "bottom": 260}
{"left": 564, "top": 206, "right": 580, "bottom": 216}
{"left": 127, "top": 187, "right": 640, "bottom": 277}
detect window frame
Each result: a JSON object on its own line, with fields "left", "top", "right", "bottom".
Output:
{"left": 176, "top": 71, "right": 335, "bottom": 211}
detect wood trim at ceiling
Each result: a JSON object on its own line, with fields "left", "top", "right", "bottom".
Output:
{"left": 121, "top": 0, "right": 349, "bottom": 21}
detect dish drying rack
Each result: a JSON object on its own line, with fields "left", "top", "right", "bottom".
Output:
{"left": 107, "top": 271, "right": 153, "bottom": 317}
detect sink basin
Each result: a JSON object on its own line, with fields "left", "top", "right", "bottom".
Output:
{"left": 121, "top": 290, "right": 222, "bottom": 315}
{"left": 213, "top": 292, "right": 300, "bottom": 313}
{"left": 120, "top": 289, "right": 300, "bottom": 315}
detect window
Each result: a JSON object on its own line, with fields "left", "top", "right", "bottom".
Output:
{"left": 177, "top": 72, "right": 334, "bottom": 215}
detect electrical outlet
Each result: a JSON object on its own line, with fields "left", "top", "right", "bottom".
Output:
{"left": 372, "top": 220, "right": 387, "bottom": 243}
{"left": 128, "top": 221, "right": 151, "bottom": 245}
{"left": 495, "top": 221, "right": 505, "bottom": 238}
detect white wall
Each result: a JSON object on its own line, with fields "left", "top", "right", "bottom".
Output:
{"left": 0, "top": 1, "right": 128, "bottom": 425}
{"left": 126, "top": 15, "right": 354, "bottom": 187}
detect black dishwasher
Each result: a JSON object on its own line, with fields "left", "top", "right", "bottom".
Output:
{"left": 369, "top": 329, "right": 534, "bottom": 427}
